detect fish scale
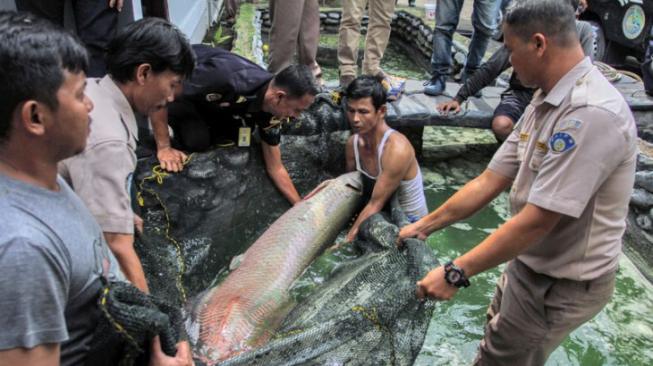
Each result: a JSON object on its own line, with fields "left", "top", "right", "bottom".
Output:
{"left": 193, "top": 172, "right": 363, "bottom": 362}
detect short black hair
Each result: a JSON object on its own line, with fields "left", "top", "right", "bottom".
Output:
{"left": 272, "top": 64, "right": 320, "bottom": 99}
{"left": 344, "top": 75, "right": 387, "bottom": 111}
{"left": 0, "top": 11, "right": 88, "bottom": 143}
{"left": 106, "top": 17, "right": 195, "bottom": 83}
{"left": 504, "top": 0, "right": 578, "bottom": 47}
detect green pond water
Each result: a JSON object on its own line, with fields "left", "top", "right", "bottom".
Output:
{"left": 289, "top": 127, "right": 653, "bottom": 366}
{"left": 318, "top": 41, "right": 429, "bottom": 82}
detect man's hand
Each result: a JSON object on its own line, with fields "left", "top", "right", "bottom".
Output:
{"left": 149, "top": 337, "right": 193, "bottom": 366}
{"left": 396, "top": 222, "right": 429, "bottom": 248}
{"left": 415, "top": 266, "right": 458, "bottom": 301}
{"left": 437, "top": 100, "right": 461, "bottom": 115}
{"left": 109, "top": 0, "right": 124, "bottom": 11}
{"left": 157, "top": 147, "right": 188, "bottom": 173}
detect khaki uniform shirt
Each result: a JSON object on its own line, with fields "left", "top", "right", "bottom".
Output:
{"left": 59, "top": 76, "right": 138, "bottom": 234}
{"left": 488, "top": 57, "right": 638, "bottom": 280}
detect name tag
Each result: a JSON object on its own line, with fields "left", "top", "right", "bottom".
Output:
{"left": 238, "top": 127, "right": 251, "bottom": 147}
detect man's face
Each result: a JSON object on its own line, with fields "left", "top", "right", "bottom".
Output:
{"left": 267, "top": 92, "right": 315, "bottom": 119}
{"left": 503, "top": 25, "right": 539, "bottom": 89}
{"left": 48, "top": 70, "right": 94, "bottom": 157}
{"left": 346, "top": 97, "right": 385, "bottom": 135}
{"left": 134, "top": 68, "right": 182, "bottom": 115}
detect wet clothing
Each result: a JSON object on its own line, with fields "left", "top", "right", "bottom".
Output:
{"left": 0, "top": 174, "right": 122, "bottom": 365}
{"left": 167, "top": 44, "right": 283, "bottom": 151}
{"left": 353, "top": 129, "right": 428, "bottom": 221}
{"left": 59, "top": 76, "right": 138, "bottom": 235}
{"left": 338, "top": 0, "right": 396, "bottom": 77}
{"left": 480, "top": 57, "right": 637, "bottom": 364}
{"left": 455, "top": 20, "right": 595, "bottom": 122}
{"left": 268, "top": 0, "right": 320, "bottom": 74}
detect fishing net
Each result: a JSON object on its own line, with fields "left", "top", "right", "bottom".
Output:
{"left": 194, "top": 199, "right": 438, "bottom": 366}
{"left": 133, "top": 94, "right": 349, "bottom": 309}
{"left": 85, "top": 280, "right": 184, "bottom": 366}
{"left": 129, "top": 94, "right": 438, "bottom": 365}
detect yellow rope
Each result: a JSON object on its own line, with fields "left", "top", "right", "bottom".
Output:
{"left": 136, "top": 154, "right": 195, "bottom": 304}
{"left": 98, "top": 286, "right": 142, "bottom": 352}
{"left": 595, "top": 61, "right": 643, "bottom": 83}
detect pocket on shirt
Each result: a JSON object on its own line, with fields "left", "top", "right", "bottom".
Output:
{"left": 529, "top": 140, "right": 548, "bottom": 171}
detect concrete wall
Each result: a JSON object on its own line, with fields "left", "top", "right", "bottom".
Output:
{"left": 168, "top": 0, "right": 222, "bottom": 43}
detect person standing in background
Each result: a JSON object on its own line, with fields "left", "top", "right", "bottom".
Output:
{"left": 423, "top": 0, "right": 501, "bottom": 96}
{"left": 268, "top": 0, "right": 322, "bottom": 83}
{"left": 15, "top": 0, "right": 125, "bottom": 77}
{"left": 337, "top": 0, "right": 396, "bottom": 88}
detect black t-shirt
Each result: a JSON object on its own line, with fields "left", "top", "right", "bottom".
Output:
{"left": 170, "top": 44, "right": 282, "bottom": 146}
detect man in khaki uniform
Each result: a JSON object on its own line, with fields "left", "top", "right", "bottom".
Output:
{"left": 337, "top": 0, "right": 396, "bottom": 87}
{"left": 398, "top": 0, "right": 638, "bottom": 364}
{"left": 268, "top": 0, "right": 321, "bottom": 78}
{"left": 59, "top": 18, "right": 195, "bottom": 293}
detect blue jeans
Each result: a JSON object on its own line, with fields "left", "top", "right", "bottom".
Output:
{"left": 431, "top": 0, "right": 501, "bottom": 77}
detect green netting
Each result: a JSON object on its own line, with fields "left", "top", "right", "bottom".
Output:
{"left": 192, "top": 200, "right": 438, "bottom": 366}
{"left": 86, "top": 280, "right": 184, "bottom": 366}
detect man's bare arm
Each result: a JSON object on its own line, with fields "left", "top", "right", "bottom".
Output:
{"left": 399, "top": 169, "right": 512, "bottom": 241}
{"left": 150, "top": 108, "right": 187, "bottom": 173}
{"left": 0, "top": 344, "right": 59, "bottom": 366}
{"left": 344, "top": 138, "right": 412, "bottom": 241}
{"left": 104, "top": 232, "right": 149, "bottom": 293}
{"left": 261, "top": 142, "right": 301, "bottom": 205}
{"left": 416, "top": 203, "right": 561, "bottom": 300}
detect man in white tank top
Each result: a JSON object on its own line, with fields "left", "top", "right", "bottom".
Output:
{"left": 343, "top": 76, "right": 428, "bottom": 242}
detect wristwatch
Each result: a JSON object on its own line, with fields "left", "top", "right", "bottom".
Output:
{"left": 444, "top": 261, "right": 470, "bottom": 288}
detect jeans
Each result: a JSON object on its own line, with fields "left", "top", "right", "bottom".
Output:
{"left": 430, "top": 0, "right": 501, "bottom": 77}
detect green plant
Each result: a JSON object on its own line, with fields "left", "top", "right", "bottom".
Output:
{"left": 212, "top": 26, "right": 231, "bottom": 47}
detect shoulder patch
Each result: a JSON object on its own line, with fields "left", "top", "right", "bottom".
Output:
{"left": 549, "top": 132, "right": 576, "bottom": 153}
{"left": 557, "top": 119, "right": 583, "bottom": 131}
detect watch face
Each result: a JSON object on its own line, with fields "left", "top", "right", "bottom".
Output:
{"left": 447, "top": 270, "right": 461, "bottom": 284}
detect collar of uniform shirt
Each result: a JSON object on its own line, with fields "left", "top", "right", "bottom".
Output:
{"left": 246, "top": 80, "right": 271, "bottom": 113}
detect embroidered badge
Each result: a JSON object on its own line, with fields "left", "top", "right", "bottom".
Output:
{"left": 549, "top": 132, "right": 576, "bottom": 153}
{"left": 206, "top": 93, "right": 222, "bottom": 102}
{"left": 558, "top": 119, "right": 583, "bottom": 131}
{"left": 535, "top": 141, "right": 549, "bottom": 153}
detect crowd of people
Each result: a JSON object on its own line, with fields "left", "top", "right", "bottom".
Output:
{"left": 0, "top": 0, "right": 638, "bottom": 365}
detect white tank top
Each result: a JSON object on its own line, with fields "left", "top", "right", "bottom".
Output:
{"left": 353, "top": 129, "right": 428, "bottom": 221}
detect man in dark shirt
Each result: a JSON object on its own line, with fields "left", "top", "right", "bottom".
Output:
{"left": 151, "top": 45, "right": 320, "bottom": 205}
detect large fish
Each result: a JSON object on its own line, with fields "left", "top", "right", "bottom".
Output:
{"left": 192, "top": 172, "right": 363, "bottom": 362}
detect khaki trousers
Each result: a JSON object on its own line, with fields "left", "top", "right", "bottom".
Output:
{"left": 474, "top": 259, "right": 616, "bottom": 366}
{"left": 268, "top": 0, "right": 320, "bottom": 74}
{"left": 337, "top": 0, "right": 396, "bottom": 77}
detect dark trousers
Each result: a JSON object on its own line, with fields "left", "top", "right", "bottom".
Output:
{"left": 16, "top": 0, "right": 119, "bottom": 77}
